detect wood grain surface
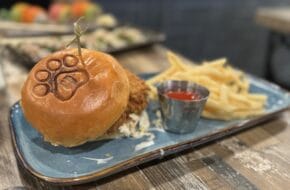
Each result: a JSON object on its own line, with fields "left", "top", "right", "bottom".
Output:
{"left": 0, "top": 45, "right": 290, "bottom": 190}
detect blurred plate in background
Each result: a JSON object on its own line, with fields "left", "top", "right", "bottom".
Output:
{"left": 0, "top": 26, "right": 165, "bottom": 69}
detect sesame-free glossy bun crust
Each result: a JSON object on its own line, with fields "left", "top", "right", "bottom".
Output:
{"left": 21, "top": 48, "right": 129, "bottom": 147}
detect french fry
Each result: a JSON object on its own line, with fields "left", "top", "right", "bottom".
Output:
{"left": 146, "top": 52, "right": 268, "bottom": 120}
{"left": 146, "top": 67, "right": 176, "bottom": 85}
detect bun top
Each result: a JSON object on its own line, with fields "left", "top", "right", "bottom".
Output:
{"left": 21, "top": 48, "right": 130, "bottom": 147}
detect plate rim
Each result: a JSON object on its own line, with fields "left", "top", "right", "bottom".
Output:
{"left": 9, "top": 73, "right": 290, "bottom": 185}
{"left": 9, "top": 101, "right": 289, "bottom": 185}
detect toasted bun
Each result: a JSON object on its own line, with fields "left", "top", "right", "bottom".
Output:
{"left": 21, "top": 48, "right": 129, "bottom": 147}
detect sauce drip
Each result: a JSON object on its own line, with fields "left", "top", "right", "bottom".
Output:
{"left": 165, "top": 91, "right": 200, "bottom": 101}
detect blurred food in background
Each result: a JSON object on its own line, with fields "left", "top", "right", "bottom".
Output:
{"left": 2, "top": 26, "right": 150, "bottom": 67}
{"left": 0, "top": 0, "right": 103, "bottom": 24}
{"left": 48, "top": 2, "right": 71, "bottom": 23}
{"left": 70, "top": 1, "right": 102, "bottom": 21}
{"left": 0, "top": 1, "right": 165, "bottom": 68}
{"left": 9, "top": 2, "right": 47, "bottom": 23}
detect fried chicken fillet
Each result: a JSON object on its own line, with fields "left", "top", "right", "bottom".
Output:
{"left": 106, "top": 70, "right": 149, "bottom": 134}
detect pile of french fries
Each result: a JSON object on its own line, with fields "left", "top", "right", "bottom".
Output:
{"left": 146, "top": 52, "right": 267, "bottom": 120}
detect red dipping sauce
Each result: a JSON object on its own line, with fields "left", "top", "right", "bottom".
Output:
{"left": 165, "top": 91, "right": 201, "bottom": 101}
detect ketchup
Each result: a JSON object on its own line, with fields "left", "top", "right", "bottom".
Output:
{"left": 165, "top": 91, "right": 201, "bottom": 101}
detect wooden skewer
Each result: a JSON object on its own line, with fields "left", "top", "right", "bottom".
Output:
{"left": 66, "top": 17, "right": 88, "bottom": 66}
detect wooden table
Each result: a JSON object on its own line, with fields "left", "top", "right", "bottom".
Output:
{"left": 256, "top": 7, "right": 290, "bottom": 88}
{"left": 1, "top": 45, "right": 290, "bottom": 190}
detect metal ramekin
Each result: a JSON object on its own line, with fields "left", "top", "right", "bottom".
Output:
{"left": 157, "top": 80, "right": 210, "bottom": 134}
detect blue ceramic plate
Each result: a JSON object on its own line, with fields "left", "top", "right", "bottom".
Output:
{"left": 9, "top": 73, "right": 290, "bottom": 185}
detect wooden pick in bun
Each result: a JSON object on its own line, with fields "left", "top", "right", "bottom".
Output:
{"left": 21, "top": 48, "right": 131, "bottom": 147}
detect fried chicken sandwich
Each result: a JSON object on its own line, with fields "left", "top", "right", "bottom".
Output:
{"left": 21, "top": 48, "right": 149, "bottom": 147}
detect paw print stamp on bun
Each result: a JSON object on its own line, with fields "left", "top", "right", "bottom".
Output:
{"left": 32, "top": 54, "right": 89, "bottom": 101}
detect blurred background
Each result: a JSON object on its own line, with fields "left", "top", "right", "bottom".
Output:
{"left": 98, "top": 0, "right": 290, "bottom": 83}
{"left": 1, "top": 0, "right": 290, "bottom": 87}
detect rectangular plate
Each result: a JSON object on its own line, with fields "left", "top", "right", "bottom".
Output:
{"left": 9, "top": 73, "right": 290, "bottom": 185}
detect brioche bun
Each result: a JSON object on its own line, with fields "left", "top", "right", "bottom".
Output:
{"left": 21, "top": 48, "right": 129, "bottom": 147}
